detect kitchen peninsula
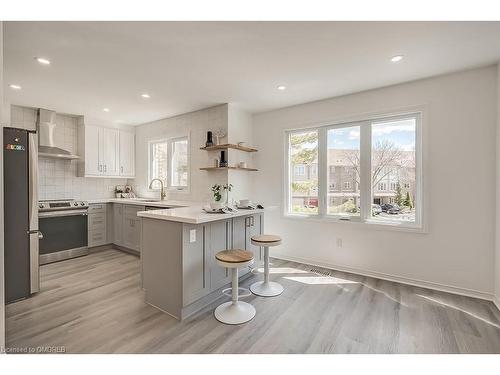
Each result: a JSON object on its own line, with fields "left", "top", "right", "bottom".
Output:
{"left": 137, "top": 206, "right": 264, "bottom": 320}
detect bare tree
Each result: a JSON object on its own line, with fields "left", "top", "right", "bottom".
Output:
{"left": 342, "top": 140, "right": 412, "bottom": 187}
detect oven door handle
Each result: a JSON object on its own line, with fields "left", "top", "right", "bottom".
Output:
{"left": 39, "top": 210, "right": 88, "bottom": 218}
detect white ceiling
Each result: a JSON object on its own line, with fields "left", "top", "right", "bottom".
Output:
{"left": 4, "top": 21, "right": 500, "bottom": 126}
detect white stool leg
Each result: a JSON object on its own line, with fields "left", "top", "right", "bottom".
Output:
{"left": 250, "top": 246, "right": 284, "bottom": 297}
{"left": 264, "top": 246, "right": 270, "bottom": 284}
{"left": 232, "top": 268, "right": 238, "bottom": 305}
{"left": 214, "top": 266, "right": 256, "bottom": 325}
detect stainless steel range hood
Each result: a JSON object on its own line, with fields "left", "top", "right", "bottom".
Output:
{"left": 37, "top": 109, "right": 79, "bottom": 160}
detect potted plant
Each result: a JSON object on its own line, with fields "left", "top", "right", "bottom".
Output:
{"left": 211, "top": 184, "right": 223, "bottom": 209}
{"left": 210, "top": 183, "right": 234, "bottom": 209}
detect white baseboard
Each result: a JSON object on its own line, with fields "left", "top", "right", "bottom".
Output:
{"left": 272, "top": 252, "right": 495, "bottom": 302}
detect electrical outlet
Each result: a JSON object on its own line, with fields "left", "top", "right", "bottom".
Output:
{"left": 189, "top": 229, "right": 196, "bottom": 243}
{"left": 336, "top": 238, "right": 343, "bottom": 248}
{"left": 108, "top": 185, "right": 115, "bottom": 192}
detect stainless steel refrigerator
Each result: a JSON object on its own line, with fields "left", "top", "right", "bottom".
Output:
{"left": 3, "top": 127, "right": 40, "bottom": 303}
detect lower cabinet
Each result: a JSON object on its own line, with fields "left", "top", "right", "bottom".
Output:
{"left": 232, "top": 214, "right": 263, "bottom": 270}
{"left": 123, "top": 216, "right": 141, "bottom": 252}
{"left": 209, "top": 220, "right": 232, "bottom": 291}
{"left": 113, "top": 203, "right": 144, "bottom": 253}
{"left": 113, "top": 203, "right": 124, "bottom": 247}
{"left": 182, "top": 224, "right": 210, "bottom": 306}
{"left": 88, "top": 203, "right": 107, "bottom": 247}
{"left": 182, "top": 214, "right": 262, "bottom": 306}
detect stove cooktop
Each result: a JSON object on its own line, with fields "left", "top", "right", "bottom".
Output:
{"left": 38, "top": 199, "right": 89, "bottom": 211}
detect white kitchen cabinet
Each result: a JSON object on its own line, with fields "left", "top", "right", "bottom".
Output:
{"left": 83, "top": 125, "right": 101, "bottom": 176}
{"left": 102, "top": 128, "right": 120, "bottom": 176}
{"left": 77, "top": 121, "right": 129, "bottom": 178}
{"left": 119, "top": 130, "right": 135, "bottom": 177}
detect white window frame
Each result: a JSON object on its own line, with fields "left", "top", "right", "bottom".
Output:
{"left": 148, "top": 135, "right": 190, "bottom": 192}
{"left": 284, "top": 111, "right": 423, "bottom": 231}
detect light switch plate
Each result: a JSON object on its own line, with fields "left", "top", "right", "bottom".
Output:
{"left": 189, "top": 229, "right": 196, "bottom": 243}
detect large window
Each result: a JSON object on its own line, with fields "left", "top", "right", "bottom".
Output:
{"left": 285, "top": 113, "right": 421, "bottom": 229}
{"left": 149, "top": 136, "right": 189, "bottom": 191}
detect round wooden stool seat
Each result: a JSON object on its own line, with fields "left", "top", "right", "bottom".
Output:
{"left": 251, "top": 234, "right": 282, "bottom": 246}
{"left": 215, "top": 249, "right": 254, "bottom": 265}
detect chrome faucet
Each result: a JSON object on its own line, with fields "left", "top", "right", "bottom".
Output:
{"left": 149, "top": 178, "right": 166, "bottom": 200}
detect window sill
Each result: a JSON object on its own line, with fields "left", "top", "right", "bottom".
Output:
{"left": 168, "top": 188, "right": 190, "bottom": 194}
{"left": 282, "top": 213, "right": 426, "bottom": 233}
{"left": 148, "top": 188, "right": 190, "bottom": 193}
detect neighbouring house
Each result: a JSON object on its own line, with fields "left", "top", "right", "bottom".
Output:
{"left": 291, "top": 148, "right": 416, "bottom": 210}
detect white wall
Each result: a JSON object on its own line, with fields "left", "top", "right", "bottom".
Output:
{"left": 227, "top": 104, "right": 255, "bottom": 203}
{"left": 131, "top": 104, "right": 229, "bottom": 202}
{"left": 253, "top": 66, "right": 497, "bottom": 298}
{"left": 496, "top": 63, "right": 500, "bottom": 309}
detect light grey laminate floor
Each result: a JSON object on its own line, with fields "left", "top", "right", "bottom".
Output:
{"left": 6, "top": 248, "right": 500, "bottom": 353}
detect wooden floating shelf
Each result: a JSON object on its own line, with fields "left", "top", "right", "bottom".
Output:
{"left": 199, "top": 166, "right": 258, "bottom": 172}
{"left": 200, "top": 143, "right": 258, "bottom": 153}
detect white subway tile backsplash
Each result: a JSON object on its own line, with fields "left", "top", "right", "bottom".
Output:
{"left": 37, "top": 112, "right": 127, "bottom": 200}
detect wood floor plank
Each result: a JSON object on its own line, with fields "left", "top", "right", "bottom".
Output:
{"left": 5, "top": 249, "right": 500, "bottom": 354}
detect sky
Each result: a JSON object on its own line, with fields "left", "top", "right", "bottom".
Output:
{"left": 328, "top": 118, "right": 416, "bottom": 151}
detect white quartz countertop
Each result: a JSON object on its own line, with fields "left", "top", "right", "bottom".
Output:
{"left": 87, "top": 198, "right": 194, "bottom": 208}
{"left": 86, "top": 198, "right": 264, "bottom": 223}
{"left": 137, "top": 205, "right": 265, "bottom": 224}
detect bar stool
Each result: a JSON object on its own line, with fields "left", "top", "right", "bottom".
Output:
{"left": 214, "top": 249, "right": 256, "bottom": 325}
{"left": 250, "top": 234, "right": 284, "bottom": 297}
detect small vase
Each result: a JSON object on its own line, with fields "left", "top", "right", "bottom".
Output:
{"left": 210, "top": 201, "right": 223, "bottom": 210}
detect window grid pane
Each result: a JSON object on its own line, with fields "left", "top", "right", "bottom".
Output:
{"left": 289, "top": 130, "right": 319, "bottom": 215}
{"left": 327, "top": 126, "right": 361, "bottom": 217}
{"left": 170, "top": 139, "right": 188, "bottom": 187}
{"left": 151, "top": 141, "right": 169, "bottom": 189}
{"left": 371, "top": 118, "right": 416, "bottom": 223}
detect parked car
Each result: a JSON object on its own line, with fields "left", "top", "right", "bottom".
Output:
{"left": 372, "top": 204, "right": 382, "bottom": 215}
{"left": 381, "top": 203, "right": 401, "bottom": 214}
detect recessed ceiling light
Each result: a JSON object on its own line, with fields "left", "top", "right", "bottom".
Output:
{"left": 103, "top": 108, "right": 110, "bottom": 112}
{"left": 35, "top": 57, "right": 51, "bottom": 65}
{"left": 141, "top": 93, "right": 151, "bottom": 99}
{"left": 9, "top": 84, "right": 22, "bottom": 90}
{"left": 391, "top": 55, "right": 404, "bottom": 63}
{"left": 277, "top": 85, "right": 286, "bottom": 91}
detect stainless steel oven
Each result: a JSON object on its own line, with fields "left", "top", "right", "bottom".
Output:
{"left": 38, "top": 200, "right": 89, "bottom": 265}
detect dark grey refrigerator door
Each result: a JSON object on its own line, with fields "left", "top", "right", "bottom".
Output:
{"left": 3, "top": 127, "right": 30, "bottom": 303}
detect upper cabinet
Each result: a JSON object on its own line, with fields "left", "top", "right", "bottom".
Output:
{"left": 101, "top": 127, "right": 120, "bottom": 176}
{"left": 78, "top": 121, "right": 135, "bottom": 178}
{"left": 119, "top": 130, "right": 135, "bottom": 177}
